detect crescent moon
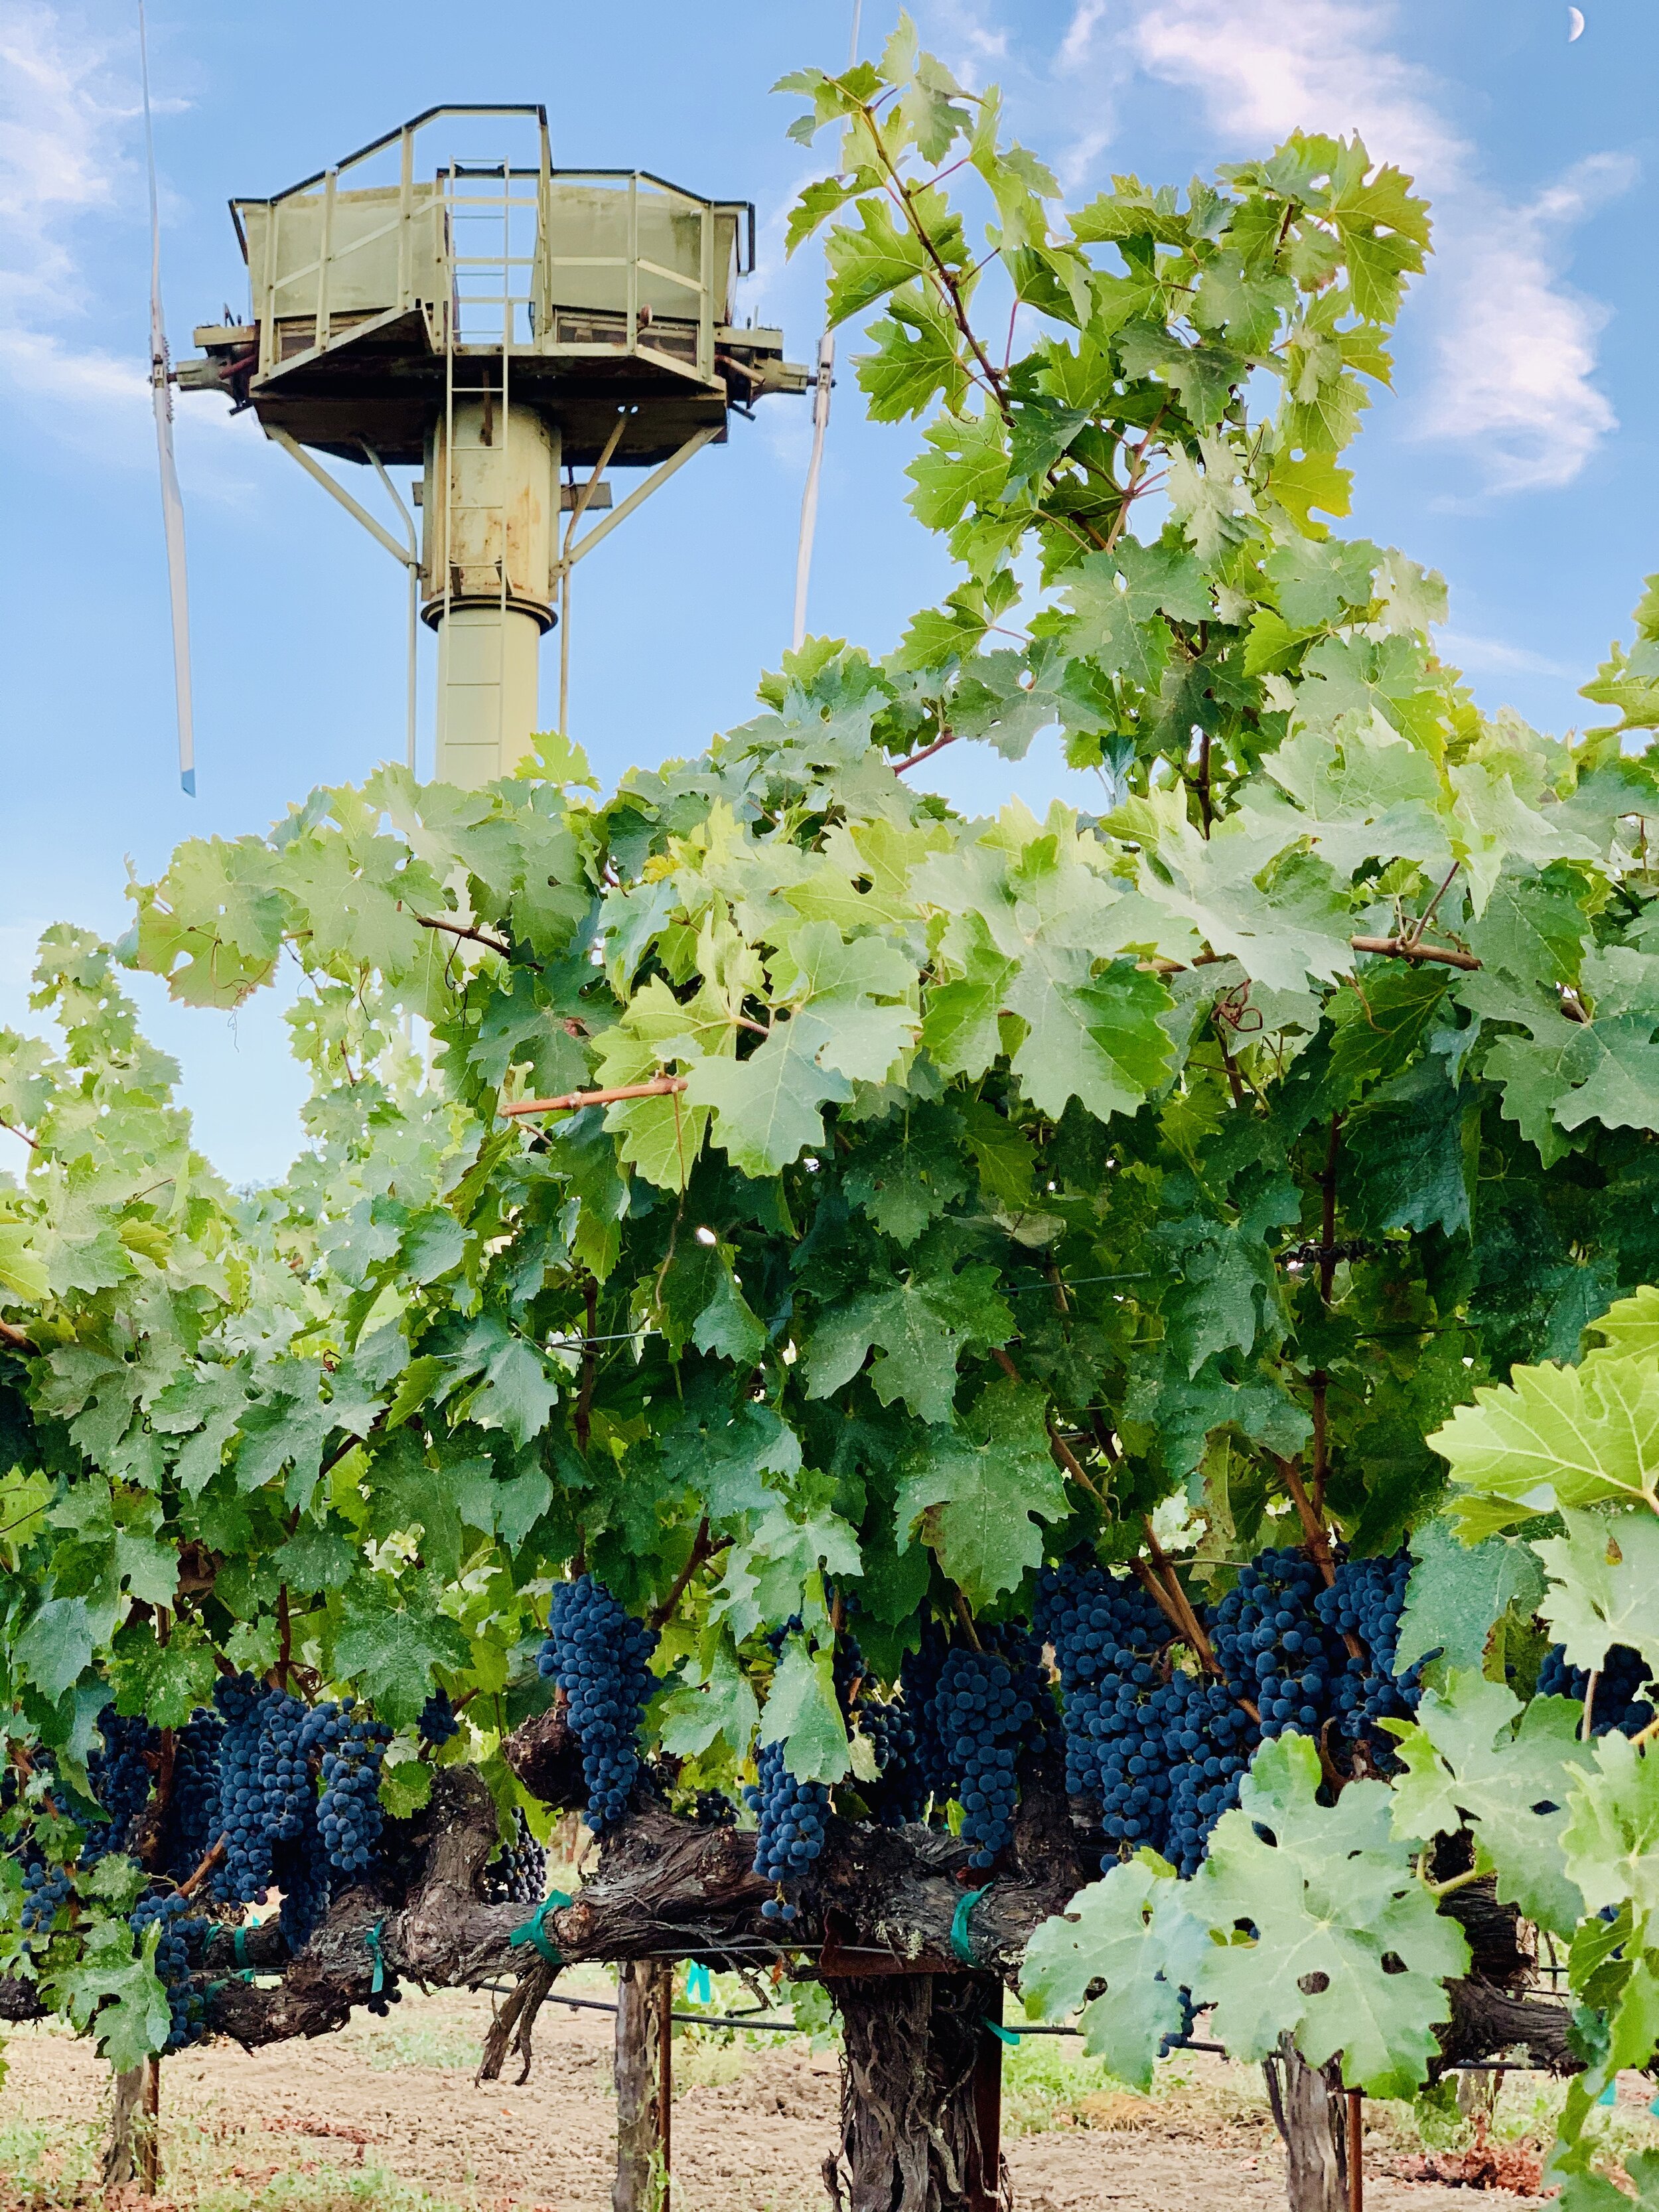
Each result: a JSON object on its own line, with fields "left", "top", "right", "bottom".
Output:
{"left": 1568, "top": 6, "right": 1585, "bottom": 37}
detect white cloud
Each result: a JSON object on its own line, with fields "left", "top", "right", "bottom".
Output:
{"left": 1423, "top": 155, "right": 1634, "bottom": 494}
{"left": 0, "top": 5, "right": 256, "bottom": 493}
{"left": 1058, "top": 0, "right": 1109, "bottom": 72}
{"left": 0, "top": 322, "right": 143, "bottom": 407}
{"left": 1131, "top": 0, "right": 1463, "bottom": 180}
{"left": 912, "top": 0, "right": 1630, "bottom": 498}
{"left": 1121, "top": 0, "right": 1632, "bottom": 496}
{"left": 1440, "top": 629, "right": 1579, "bottom": 682}
{"left": 0, "top": 1, "right": 125, "bottom": 323}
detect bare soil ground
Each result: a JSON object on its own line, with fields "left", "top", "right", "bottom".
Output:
{"left": 0, "top": 1982, "right": 1567, "bottom": 2212}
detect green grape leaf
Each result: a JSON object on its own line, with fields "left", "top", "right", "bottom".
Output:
{"left": 758, "top": 1636, "right": 850, "bottom": 1783}
{"left": 906, "top": 409, "right": 1011, "bottom": 532}
{"left": 1561, "top": 1731, "right": 1659, "bottom": 1923}
{"left": 57, "top": 1917, "right": 172, "bottom": 2068}
{"left": 1536, "top": 1511, "right": 1659, "bottom": 1680}
{"left": 824, "top": 197, "right": 932, "bottom": 325}
{"left": 1264, "top": 536, "right": 1381, "bottom": 629}
{"left": 1020, "top": 1853, "right": 1186, "bottom": 2093}
{"left": 1589, "top": 1286, "right": 1659, "bottom": 1363}
{"left": 806, "top": 1264, "right": 1013, "bottom": 1424}
{"left": 1430, "top": 1353, "right": 1659, "bottom": 1534}
{"left": 1007, "top": 957, "right": 1176, "bottom": 1125}
{"left": 1386, "top": 1671, "right": 1592, "bottom": 1935}
{"left": 467, "top": 1337, "right": 560, "bottom": 1450}
{"left": 894, "top": 1381, "right": 1069, "bottom": 1605}
{"left": 656, "top": 1633, "right": 760, "bottom": 1761}
{"left": 687, "top": 1028, "right": 853, "bottom": 1179}
{"left": 274, "top": 1524, "right": 357, "bottom": 1595}
{"left": 1181, "top": 1733, "right": 1467, "bottom": 2094}
{"left": 16, "top": 1595, "right": 108, "bottom": 1701}
{"left": 332, "top": 1578, "right": 472, "bottom": 1728}
{"left": 1397, "top": 1518, "right": 1545, "bottom": 1677}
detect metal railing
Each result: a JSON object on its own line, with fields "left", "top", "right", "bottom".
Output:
{"left": 232, "top": 108, "right": 751, "bottom": 387}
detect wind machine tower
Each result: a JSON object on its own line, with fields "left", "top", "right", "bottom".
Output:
{"left": 176, "top": 106, "right": 806, "bottom": 788}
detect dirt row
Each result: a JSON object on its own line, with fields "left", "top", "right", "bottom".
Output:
{"left": 0, "top": 1987, "right": 1560, "bottom": 2211}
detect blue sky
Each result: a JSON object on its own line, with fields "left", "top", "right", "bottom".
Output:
{"left": 2, "top": 0, "right": 1656, "bottom": 1185}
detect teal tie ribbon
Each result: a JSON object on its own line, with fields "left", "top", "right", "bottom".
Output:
{"left": 983, "top": 2016, "right": 1021, "bottom": 2045}
{"left": 509, "top": 1889, "right": 574, "bottom": 1967}
{"left": 202, "top": 1969, "right": 257, "bottom": 2002}
{"left": 686, "top": 1962, "right": 713, "bottom": 2006}
{"left": 366, "top": 1917, "right": 388, "bottom": 1996}
{"left": 950, "top": 1885, "right": 992, "bottom": 1966}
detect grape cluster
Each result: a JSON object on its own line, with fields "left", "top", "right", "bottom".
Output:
{"left": 211, "top": 1674, "right": 274, "bottom": 1903}
{"left": 162, "top": 1710, "right": 224, "bottom": 1883}
{"left": 1317, "top": 1549, "right": 1427, "bottom": 1749}
{"left": 1210, "top": 1548, "right": 1344, "bottom": 1739}
{"left": 1159, "top": 1672, "right": 1258, "bottom": 1877}
{"left": 831, "top": 1630, "right": 866, "bottom": 1715}
{"left": 479, "top": 1809, "right": 547, "bottom": 1907}
{"left": 898, "top": 1623, "right": 954, "bottom": 1807}
{"left": 20, "top": 1857, "right": 73, "bottom": 1934}
{"left": 982, "top": 1622, "right": 1059, "bottom": 1759}
{"left": 418, "top": 1690, "right": 460, "bottom": 1747}
{"left": 1540, "top": 1643, "right": 1656, "bottom": 1735}
{"left": 256, "top": 1691, "right": 315, "bottom": 1842}
{"left": 131, "top": 1891, "right": 210, "bottom": 2050}
{"left": 688, "top": 1790, "right": 737, "bottom": 1826}
{"left": 315, "top": 1703, "right": 393, "bottom": 1878}
{"left": 1035, "top": 1558, "right": 1175, "bottom": 1845}
{"left": 83, "top": 1708, "right": 158, "bottom": 1864}
{"left": 747, "top": 1738, "right": 830, "bottom": 1920}
{"left": 859, "top": 1695, "right": 927, "bottom": 1827}
{"left": 273, "top": 1795, "right": 333, "bottom": 1951}
{"left": 934, "top": 1645, "right": 1031, "bottom": 1870}
{"left": 538, "top": 1576, "right": 660, "bottom": 1832}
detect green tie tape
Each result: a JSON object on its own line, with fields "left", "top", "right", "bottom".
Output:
{"left": 510, "top": 1889, "right": 574, "bottom": 1968}
{"left": 950, "top": 1885, "right": 991, "bottom": 1966}
{"left": 234, "top": 1926, "right": 250, "bottom": 1969}
{"left": 983, "top": 2017, "right": 1021, "bottom": 2046}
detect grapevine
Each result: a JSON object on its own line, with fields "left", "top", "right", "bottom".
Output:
{"left": 0, "top": 26, "right": 1651, "bottom": 2207}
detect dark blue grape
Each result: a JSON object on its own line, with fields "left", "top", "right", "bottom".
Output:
{"left": 273, "top": 1787, "right": 332, "bottom": 1952}
{"left": 257, "top": 1690, "right": 313, "bottom": 1844}
{"left": 82, "top": 1708, "right": 157, "bottom": 1864}
{"left": 480, "top": 1809, "right": 547, "bottom": 1906}
{"left": 934, "top": 1644, "right": 1032, "bottom": 1870}
{"left": 19, "top": 1856, "right": 74, "bottom": 1935}
{"left": 418, "top": 1690, "right": 460, "bottom": 1747}
{"left": 1158, "top": 1670, "right": 1258, "bottom": 1877}
{"left": 1035, "top": 1556, "right": 1181, "bottom": 1858}
{"left": 313, "top": 1700, "right": 393, "bottom": 1880}
{"left": 1210, "top": 1548, "right": 1342, "bottom": 1749}
{"left": 131, "top": 1890, "right": 211, "bottom": 2050}
{"left": 745, "top": 1737, "right": 829, "bottom": 1917}
{"left": 210, "top": 1674, "right": 273, "bottom": 1905}
{"left": 162, "top": 1710, "right": 225, "bottom": 1883}
{"left": 898, "top": 1623, "right": 954, "bottom": 1809}
{"left": 1540, "top": 1642, "right": 1655, "bottom": 1737}
{"left": 538, "top": 1576, "right": 659, "bottom": 1833}
{"left": 859, "top": 1695, "right": 927, "bottom": 1827}
{"left": 1313, "top": 1547, "right": 1425, "bottom": 1764}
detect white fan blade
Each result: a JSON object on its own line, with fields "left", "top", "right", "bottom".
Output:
{"left": 139, "top": 0, "right": 195, "bottom": 795}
